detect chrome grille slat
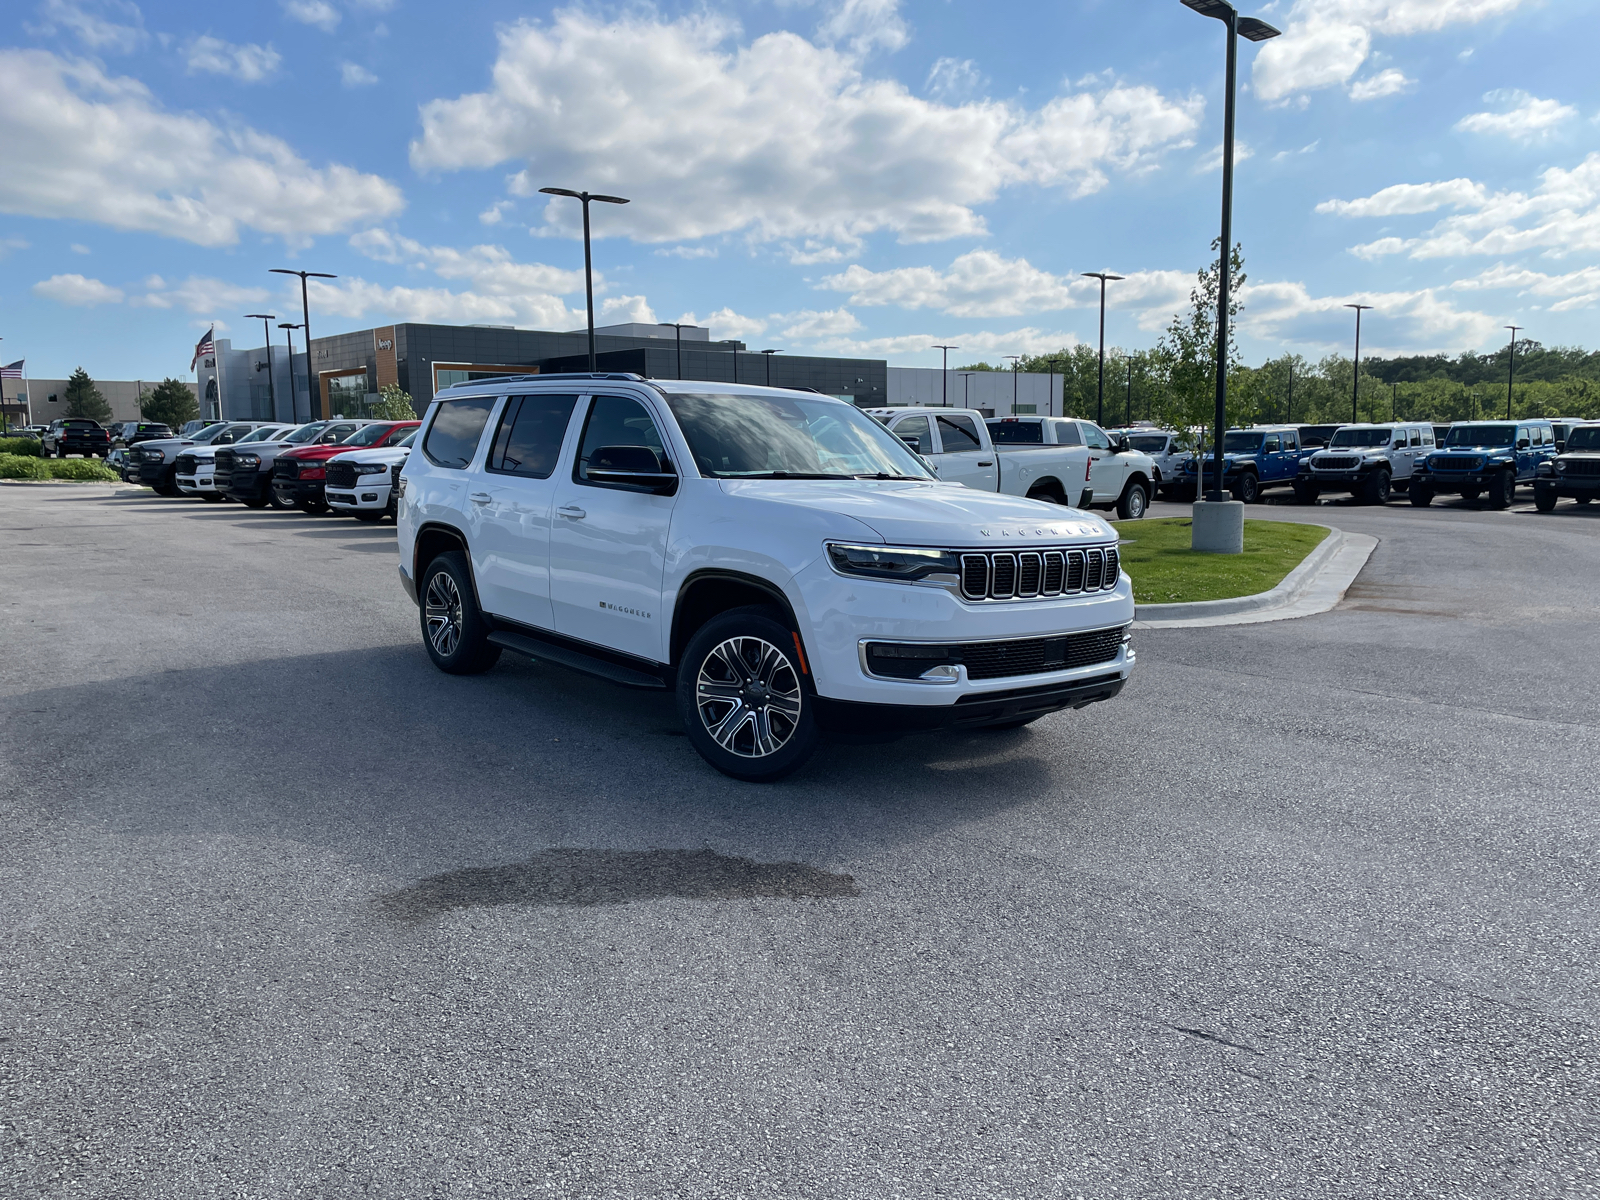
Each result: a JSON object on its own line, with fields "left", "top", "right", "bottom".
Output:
{"left": 1042, "top": 551, "right": 1064, "bottom": 595}
{"left": 1065, "top": 551, "right": 1085, "bottom": 593}
{"left": 990, "top": 553, "right": 1017, "bottom": 599}
{"left": 1017, "top": 552, "right": 1041, "bottom": 597}
{"left": 949, "top": 544, "right": 1119, "bottom": 601}
{"left": 960, "top": 554, "right": 989, "bottom": 601}
{"left": 1084, "top": 548, "right": 1103, "bottom": 591}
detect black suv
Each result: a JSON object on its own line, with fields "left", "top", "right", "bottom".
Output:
{"left": 117, "top": 422, "right": 173, "bottom": 447}
{"left": 41, "top": 419, "right": 111, "bottom": 458}
{"left": 1534, "top": 423, "right": 1600, "bottom": 512}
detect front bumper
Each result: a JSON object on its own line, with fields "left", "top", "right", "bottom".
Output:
{"left": 136, "top": 459, "right": 171, "bottom": 484}
{"left": 221, "top": 464, "right": 269, "bottom": 500}
{"left": 327, "top": 481, "right": 392, "bottom": 511}
{"left": 176, "top": 469, "right": 220, "bottom": 494}
{"left": 273, "top": 478, "right": 325, "bottom": 505}
{"left": 814, "top": 671, "right": 1127, "bottom": 735}
{"left": 1535, "top": 476, "right": 1600, "bottom": 498}
{"left": 1417, "top": 471, "right": 1508, "bottom": 492}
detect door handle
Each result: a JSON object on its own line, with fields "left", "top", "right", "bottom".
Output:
{"left": 977, "top": 460, "right": 993, "bottom": 467}
{"left": 468, "top": 491, "right": 492, "bottom": 504}
{"left": 556, "top": 504, "right": 586, "bottom": 519}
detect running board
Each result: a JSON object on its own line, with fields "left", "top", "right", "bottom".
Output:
{"left": 487, "top": 629, "right": 667, "bottom": 689}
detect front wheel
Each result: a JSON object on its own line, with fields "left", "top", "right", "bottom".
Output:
{"left": 1534, "top": 487, "right": 1558, "bottom": 513}
{"left": 677, "top": 607, "right": 820, "bottom": 783}
{"left": 1409, "top": 481, "right": 1434, "bottom": 507}
{"left": 419, "top": 551, "right": 502, "bottom": 675}
{"left": 352, "top": 508, "right": 384, "bottom": 523}
{"left": 239, "top": 494, "right": 269, "bottom": 509}
{"left": 267, "top": 488, "right": 296, "bottom": 511}
{"left": 1489, "top": 471, "right": 1516, "bottom": 510}
{"left": 1230, "top": 472, "right": 1260, "bottom": 503}
{"left": 1363, "top": 468, "right": 1391, "bottom": 505}
{"left": 1292, "top": 481, "right": 1320, "bottom": 505}
{"left": 1116, "top": 480, "right": 1148, "bottom": 520}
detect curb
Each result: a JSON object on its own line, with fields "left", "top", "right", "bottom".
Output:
{"left": 1133, "top": 523, "right": 1377, "bottom": 629}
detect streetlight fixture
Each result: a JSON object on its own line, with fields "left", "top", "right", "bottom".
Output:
{"left": 538, "top": 187, "right": 631, "bottom": 371}
{"left": 958, "top": 371, "right": 977, "bottom": 410}
{"left": 1125, "top": 357, "right": 1134, "bottom": 427}
{"left": 666, "top": 322, "right": 692, "bottom": 380}
{"left": 1504, "top": 325, "right": 1522, "bottom": 419}
{"left": 277, "top": 323, "right": 303, "bottom": 423}
{"left": 244, "top": 314, "right": 278, "bottom": 420}
{"left": 1004, "top": 355, "right": 1021, "bottom": 414}
{"left": 931, "top": 344, "right": 959, "bottom": 407}
{"left": 1080, "top": 272, "right": 1124, "bottom": 427}
{"left": 1345, "top": 302, "right": 1373, "bottom": 424}
{"left": 1180, "top": 0, "right": 1280, "bottom": 507}
{"left": 761, "top": 348, "right": 781, "bottom": 386}
{"left": 269, "top": 269, "right": 336, "bottom": 419}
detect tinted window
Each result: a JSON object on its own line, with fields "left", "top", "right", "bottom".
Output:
{"left": 576, "top": 395, "right": 666, "bottom": 484}
{"left": 988, "top": 420, "right": 1043, "bottom": 444}
{"left": 488, "top": 394, "right": 579, "bottom": 478}
{"left": 1084, "top": 424, "right": 1112, "bottom": 451}
{"left": 381, "top": 424, "right": 418, "bottom": 447}
{"left": 1263, "top": 435, "right": 1281, "bottom": 453}
{"left": 1410, "top": 429, "right": 1422, "bottom": 447}
{"left": 423, "top": 398, "right": 497, "bottom": 469}
{"left": 319, "top": 423, "right": 360, "bottom": 444}
{"left": 1052, "top": 420, "right": 1083, "bottom": 446}
{"left": 936, "top": 414, "right": 982, "bottom": 452}
{"left": 1127, "top": 434, "right": 1167, "bottom": 453}
{"left": 890, "top": 414, "right": 933, "bottom": 453}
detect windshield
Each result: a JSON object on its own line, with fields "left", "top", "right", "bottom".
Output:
{"left": 1445, "top": 424, "right": 1514, "bottom": 447}
{"left": 284, "top": 422, "right": 328, "bottom": 444}
{"left": 1567, "top": 426, "right": 1600, "bottom": 451}
{"left": 397, "top": 431, "right": 417, "bottom": 448}
{"left": 988, "top": 420, "right": 1044, "bottom": 444}
{"left": 1127, "top": 435, "right": 1168, "bottom": 453}
{"left": 236, "top": 426, "right": 281, "bottom": 443}
{"left": 1330, "top": 427, "right": 1394, "bottom": 448}
{"left": 666, "top": 393, "right": 935, "bottom": 480}
{"left": 191, "top": 423, "right": 242, "bottom": 445}
{"left": 341, "top": 423, "right": 392, "bottom": 447}
{"left": 1222, "top": 432, "right": 1263, "bottom": 453}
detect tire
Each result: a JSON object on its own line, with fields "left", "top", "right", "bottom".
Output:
{"left": 1116, "top": 480, "right": 1148, "bottom": 520}
{"left": 1363, "top": 468, "right": 1391, "bottom": 505}
{"left": 419, "top": 551, "right": 502, "bottom": 675}
{"left": 1576, "top": 496, "right": 1591, "bottom": 506}
{"left": 677, "top": 606, "right": 821, "bottom": 783}
{"left": 1409, "top": 481, "right": 1434, "bottom": 507}
{"left": 201, "top": 492, "right": 224, "bottom": 503}
{"left": 267, "top": 488, "right": 296, "bottom": 511}
{"left": 1292, "top": 481, "right": 1319, "bottom": 505}
{"left": 239, "top": 494, "right": 269, "bottom": 509}
{"left": 1489, "top": 470, "right": 1516, "bottom": 510}
{"left": 1230, "top": 472, "right": 1260, "bottom": 504}
{"left": 298, "top": 498, "right": 328, "bottom": 513}
{"left": 1026, "top": 484, "right": 1066, "bottom": 506}
{"left": 1534, "top": 487, "right": 1557, "bottom": 513}
{"left": 352, "top": 508, "right": 384, "bottom": 523}
{"left": 1460, "top": 488, "right": 1480, "bottom": 503}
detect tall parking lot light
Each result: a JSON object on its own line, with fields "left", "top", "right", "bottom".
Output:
{"left": 1180, "top": 0, "right": 1279, "bottom": 505}
{"left": 1344, "top": 303, "right": 1373, "bottom": 424}
{"left": 1004, "top": 356, "right": 1021, "bottom": 414}
{"left": 1081, "top": 272, "right": 1123, "bottom": 427}
{"left": 269, "top": 269, "right": 337, "bottom": 419}
{"left": 761, "top": 348, "right": 781, "bottom": 386}
{"left": 538, "top": 188, "right": 631, "bottom": 371}
{"left": 1504, "top": 325, "right": 1521, "bottom": 419}
{"left": 932, "top": 344, "right": 959, "bottom": 406}
{"left": 958, "top": 371, "right": 977, "bottom": 409}
{"left": 278, "top": 323, "right": 303, "bottom": 422}
{"left": 245, "top": 314, "right": 278, "bottom": 420}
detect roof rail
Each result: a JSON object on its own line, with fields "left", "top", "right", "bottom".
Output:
{"left": 435, "top": 371, "right": 645, "bottom": 392}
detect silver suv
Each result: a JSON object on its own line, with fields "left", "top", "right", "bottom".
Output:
{"left": 1295, "top": 422, "right": 1436, "bottom": 504}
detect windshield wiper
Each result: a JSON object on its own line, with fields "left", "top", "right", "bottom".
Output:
{"left": 853, "top": 472, "right": 925, "bottom": 481}
{"left": 725, "top": 471, "right": 855, "bottom": 480}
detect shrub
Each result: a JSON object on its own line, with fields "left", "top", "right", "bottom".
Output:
{"left": 0, "top": 437, "right": 42, "bottom": 457}
{"left": 0, "top": 454, "right": 51, "bottom": 480}
{"left": 47, "top": 458, "right": 120, "bottom": 482}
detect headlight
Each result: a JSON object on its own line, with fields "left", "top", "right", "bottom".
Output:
{"left": 354, "top": 462, "right": 388, "bottom": 475}
{"left": 234, "top": 454, "right": 260, "bottom": 466}
{"left": 826, "top": 543, "right": 961, "bottom": 583}
{"left": 1555, "top": 460, "right": 1567, "bottom": 472}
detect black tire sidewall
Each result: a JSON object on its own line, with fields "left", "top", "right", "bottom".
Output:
{"left": 419, "top": 551, "right": 501, "bottom": 675}
{"left": 676, "top": 607, "right": 820, "bottom": 782}
{"left": 1118, "top": 482, "right": 1147, "bottom": 520}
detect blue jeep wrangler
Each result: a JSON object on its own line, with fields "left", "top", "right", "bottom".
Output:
{"left": 1410, "top": 419, "right": 1557, "bottom": 509}
{"left": 1177, "top": 425, "right": 1314, "bottom": 502}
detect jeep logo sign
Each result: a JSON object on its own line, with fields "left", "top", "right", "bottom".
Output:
{"left": 377, "top": 339, "right": 393, "bottom": 350}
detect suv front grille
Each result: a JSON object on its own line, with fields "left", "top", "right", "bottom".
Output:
{"left": 325, "top": 461, "right": 358, "bottom": 488}
{"left": 1564, "top": 459, "right": 1600, "bottom": 476}
{"left": 865, "top": 625, "right": 1129, "bottom": 681}
{"left": 1314, "top": 456, "right": 1359, "bottom": 470}
{"left": 174, "top": 454, "right": 197, "bottom": 475}
{"left": 959, "top": 545, "right": 1119, "bottom": 601}
{"left": 1432, "top": 455, "right": 1482, "bottom": 471}
{"left": 274, "top": 458, "right": 301, "bottom": 479}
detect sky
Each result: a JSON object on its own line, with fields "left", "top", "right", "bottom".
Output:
{"left": 1, "top": 0, "right": 1597, "bottom": 384}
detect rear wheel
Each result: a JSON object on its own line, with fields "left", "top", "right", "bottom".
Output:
{"left": 419, "top": 551, "right": 501, "bottom": 675}
{"left": 201, "top": 492, "right": 224, "bottom": 503}
{"left": 1461, "top": 488, "right": 1481, "bottom": 503}
{"left": 677, "top": 607, "right": 820, "bottom": 783}
{"left": 1576, "top": 496, "right": 1592, "bottom": 506}
{"left": 1116, "top": 480, "right": 1148, "bottom": 520}
{"left": 1026, "top": 483, "right": 1066, "bottom": 505}
{"left": 239, "top": 494, "right": 269, "bottom": 509}
{"left": 983, "top": 715, "right": 1046, "bottom": 731}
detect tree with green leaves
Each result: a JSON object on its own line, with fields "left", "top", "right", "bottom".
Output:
{"left": 63, "top": 368, "right": 111, "bottom": 422}
{"left": 1152, "top": 238, "right": 1247, "bottom": 446}
{"left": 371, "top": 383, "right": 418, "bottom": 422}
{"left": 139, "top": 378, "right": 199, "bottom": 430}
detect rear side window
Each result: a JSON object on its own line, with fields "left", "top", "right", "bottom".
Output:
{"left": 423, "top": 398, "right": 497, "bottom": 469}
{"left": 488, "top": 394, "right": 580, "bottom": 478}
{"left": 988, "top": 420, "right": 1043, "bottom": 444}
{"left": 1052, "top": 420, "right": 1083, "bottom": 445}
{"left": 936, "top": 414, "right": 982, "bottom": 451}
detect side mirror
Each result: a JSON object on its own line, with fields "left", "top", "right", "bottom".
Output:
{"left": 896, "top": 433, "right": 923, "bottom": 453}
{"left": 1516, "top": 438, "right": 1530, "bottom": 450}
{"left": 1113, "top": 434, "right": 1130, "bottom": 453}
{"left": 585, "top": 445, "right": 678, "bottom": 494}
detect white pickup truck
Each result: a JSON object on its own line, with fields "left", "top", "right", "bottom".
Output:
{"left": 399, "top": 375, "right": 1135, "bottom": 782}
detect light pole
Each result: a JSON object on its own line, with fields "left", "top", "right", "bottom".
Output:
{"left": 664, "top": 322, "right": 695, "bottom": 379}
{"left": 932, "top": 344, "right": 959, "bottom": 406}
{"left": 1504, "top": 325, "right": 1521, "bottom": 419}
{"left": 1081, "top": 272, "right": 1124, "bottom": 427}
{"left": 278, "top": 323, "right": 302, "bottom": 422}
{"left": 1286, "top": 360, "right": 1294, "bottom": 424}
{"left": 538, "top": 187, "right": 630, "bottom": 371}
{"left": 761, "top": 349, "right": 781, "bottom": 386}
{"left": 1181, "top": 0, "right": 1280, "bottom": 504}
{"left": 1345, "top": 302, "right": 1373, "bottom": 423}
{"left": 1125, "top": 357, "right": 1134, "bottom": 427}
{"left": 269, "top": 269, "right": 336, "bottom": 419}
{"left": 245, "top": 314, "right": 278, "bottom": 420}
{"left": 959, "top": 371, "right": 977, "bottom": 410}
{"left": 1004, "top": 356, "right": 1021, "bottom": 414}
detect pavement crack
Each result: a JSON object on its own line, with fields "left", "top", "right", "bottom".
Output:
{"left": 1168, "top": 1025, "right": 1265, "bottom": 1056}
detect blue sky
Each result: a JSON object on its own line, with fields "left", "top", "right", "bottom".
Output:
{"left": 2, "top": 0, "right": 1597, "bottom": 383}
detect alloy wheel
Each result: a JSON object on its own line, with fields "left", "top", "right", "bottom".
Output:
{"left": 695, "top": 636, "right": 802, "bottom": 759}
{"left": 424, "top": 571, "right": 463, "bottom": 658}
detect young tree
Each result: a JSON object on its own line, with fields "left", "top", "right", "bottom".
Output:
{"left": 1152, "top": 238, "right": 1247, "bottom": 445}
{"left": 140, "top": 378, "right": 199, "bottom": 429}
{"left": 371, "top": 383, "right": 418, "bottom": 422}
{"left": 63, "top": 368, "right": 112, "bottom": 422}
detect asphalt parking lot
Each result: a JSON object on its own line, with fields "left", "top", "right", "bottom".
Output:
{"left": 3, "top": 483, "right": 1598, "bottom": 1199}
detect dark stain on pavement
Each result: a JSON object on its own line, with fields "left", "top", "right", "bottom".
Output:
{"left": 379, "top": 847, "right": 860, "bottom": 919}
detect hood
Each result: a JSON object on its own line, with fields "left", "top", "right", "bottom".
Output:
{"left": 718, "top": 479, "right": 1116, "bottom": 548}
{"left": 284, "top": 443, "right": 359, "bottom": 462}
{"left": 329, "top": 445, "right": 410, "bottom": 465}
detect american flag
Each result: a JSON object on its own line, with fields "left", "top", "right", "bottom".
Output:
{"left": 191, "top": 327, "right": 215, "bottom": 370}
{"left": 0, "top": 359, "right": 21, "bottom": 379}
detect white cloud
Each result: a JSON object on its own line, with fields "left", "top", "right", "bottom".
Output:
{"left": 0, "top": 237, "right": 30, "bottom": 259}
{"left": 340, "top": 61, "right": 378, "bottom": 87}
{"left": 411, "top": 10, "right": 1203, "bottom": 254}
{"left": 283, "top": 0, "right": 339, "bottom": 32}
{"left": 32, "top": 0, "right": 146, "bottom": 53}
{"left": 1451, "top": 262, "right": 1600, "bottom": 310}
{"left": 305, "top": 275, "right": 583, "bottom": 330}
{"left": 925, "top": 57, "right": 985, "bottom": 103}
{"left": 1454, "top": 89, "right": 1577, "bottom": 139}
{"left": 599, "top": 295, "right": 658, "bottom": 323}
{"left": 779, "top": 308, "right": 861, "bottom": 338}
{"left": 1348, "top": 68, "right": 1412, "bottom": 101}
{"left": 1252, "top": 0, "right": 1529, "bottom": 103}
{"left": 654, "top": 244, "right": 717, "bottom": 259}
{"left": 0, "top": 49, "right": 404, "bottom": 247}
{"left": 1238, "top": 279, "right": 1502, "bottom": 352}
{"left": 70, "top": 242, "right": 89, "bottom": 253}
{"left": 679, "top": 307, "right": 768, "bottom": 342}
{"left": 33, "top": 272, "right": 123, "bottom": 305}
{"left": 817, "top": 0, "right": 909, "bottom": 57}
{"left": 812, "top": 326, "right": 1085, "bottom": 359}
{"left": 1317, "top": 178, "right": 1487, "bottom": 217}
{"left": 478, "top": 200, "right": 512, "bottom": 226}
{"left": 131, "top": 275, "right": 271, "bottom": 313}
{"left": 185, "top": 36, "right": 282, "bottom": 82}
{"left": 1194, "top": 140, "right": 1254, "bottom": 174}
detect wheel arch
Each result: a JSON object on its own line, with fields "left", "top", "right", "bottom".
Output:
{"left": 671, "top": 570, "right": 801, "bottom": 668}
{"left": 413, "top": 522, "right": 484, "bottom": 612}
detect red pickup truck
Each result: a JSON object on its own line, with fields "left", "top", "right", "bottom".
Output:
{"left": 272, "top": 421, "right": 419, "bottom": 511}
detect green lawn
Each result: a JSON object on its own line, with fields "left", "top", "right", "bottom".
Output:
{"left": 1111, "top": 517, "right": 1330, "bottom": 605}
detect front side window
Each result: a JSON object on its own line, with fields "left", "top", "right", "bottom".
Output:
{"left": 1084, "top": 425, "right": 1113, "bottom": 451}
{"left": 1263, "top": 435, "right": 1281, "bottom": 453}
{"left": 283, "top": 422, "right": 326, "bottom": 444}
{"left": 891, "top": 414, "right": 933, "bottom": 453}
{"left": 343, "top": 423, "right": 398, "bottom": 448}
{"left": 422, "top": 398, "right": 497, "bottom": 469}
{"left": 489, "top": 394, "right": 579, "bottom": 478}
{"left": 319, "top": 423, "right": 360, "bottom": 444}
{"left": 988, "top": 420, "right": 1044, "bottom": 444}
{"left": 577, "top": 395, "right": 667, "bottom": 484}
{"left": 666, "top": 392, "right": 933, "bottom": 480}
{"left": 237, "top": 426, "right": 280, "bottom": 444}
{"left": 936, "top": 414, "right": 982, "bottom": 452}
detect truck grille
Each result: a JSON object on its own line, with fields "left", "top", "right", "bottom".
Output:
{"left": 1432, "top": 455, "right": 1482, "bottom": 471}
{"left": 1314, "top": 456, "right": 1359, "bottom": 470}
{"left": 960, "top": 546, "right": 1119, "bottom": 601}
{"left": 174, "top": 454, "right": 198, "bottom": 476}
{"left": 274, "top": 458, "right": 302, "bottom": 479}
{"left": 1563, "top": 459, "right": 1600, "bottom": 476}
{"left": 390, "top": 462, "right": 402, "bottom": 488}
{"left": 865, "top": 625, "right": 1128, "bottom": 681}
{"left": 325, "top": 461, "right": 358, "bottom": 488}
